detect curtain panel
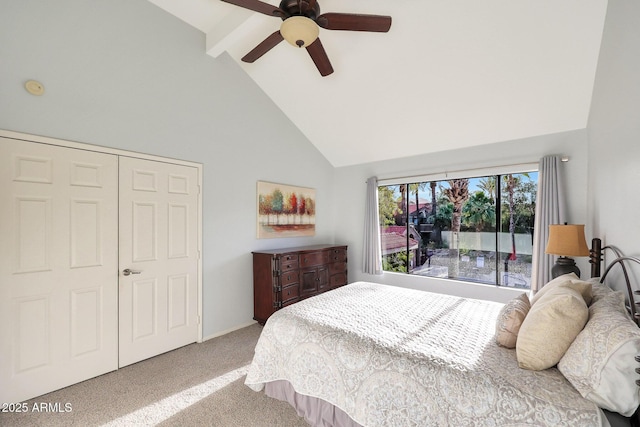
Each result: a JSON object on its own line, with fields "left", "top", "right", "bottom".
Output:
{"left": 363, "top": 177, "right": 383, "bottom": 275}
{"left": 531, "top": 155, "right": 566, "bottom": 292}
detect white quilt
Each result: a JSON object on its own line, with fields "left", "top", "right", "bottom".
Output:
{"left": 245, "top": 282, "right": 607, "bottom": 426}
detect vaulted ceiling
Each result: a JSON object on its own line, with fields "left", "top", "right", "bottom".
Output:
{"left": 148, "top": 0, "right": 607, "bottom": 167}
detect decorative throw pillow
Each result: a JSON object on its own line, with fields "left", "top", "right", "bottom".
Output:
{"left": 558, "top": 291, "right": 640, "bottom": 416}
{"left": 516, "top": 285, "right": 589, "bottom": 370}
{"left": 495, "top": 293, "right": 531, "bottom": 348}
{"left": 587, "top": 277, "right": 614, "bottom": 304}
{"left": 531, "top": 273, "right": 593, "bottom": 307}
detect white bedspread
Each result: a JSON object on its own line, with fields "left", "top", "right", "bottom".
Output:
{"left": 245, "top": 282, "right": 608, "bottom": 426}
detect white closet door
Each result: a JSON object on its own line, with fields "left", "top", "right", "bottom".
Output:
{"left": 0, "top": 138, "right": 118, "bottom": 403}
{"left": 118, "top": 157, "right": 199, "bottom": 367}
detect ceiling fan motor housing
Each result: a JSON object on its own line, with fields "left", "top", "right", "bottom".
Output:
{"left": 278, "top": 0, "right": 320, "bottom": 20}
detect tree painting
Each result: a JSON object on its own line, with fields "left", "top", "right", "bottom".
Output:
{"left": 287, "top": 192, "right": 297, "bottom": 224}
{"left": 257, "top": 181, "right": 316, "bottom": 238}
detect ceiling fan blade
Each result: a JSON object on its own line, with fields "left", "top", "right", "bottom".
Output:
{"left": 220, "top": 0, "right": 285, "bottom": 17}
{"left": 241, "top": 31, "right": 284, "bottom": 63}
{"left": 316, "top": 13, "right": 392, "bottom": 32}
{"left": 306, "top": 38, "right": 333, "bottom": 77}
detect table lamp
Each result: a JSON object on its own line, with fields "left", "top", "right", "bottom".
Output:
{"left": 545, "top": 224, "right": 590, "bottom": 278}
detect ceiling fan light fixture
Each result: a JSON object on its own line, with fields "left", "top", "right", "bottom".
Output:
{"left": 280, "top": 16, "right": 319, "bottom": 48}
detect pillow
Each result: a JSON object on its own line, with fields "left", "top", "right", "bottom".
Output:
{"left": 516, "top": 285, "right": 589, "bottom": 370}
{"left": 587, "top": 277, "right": 614, "bottom": 304}
{"left": 495, "top": 293, "right": 531, "bottom": 348}
{"left": 531, "top": 273, "right": 593, "bottom": 307}
{"left": 558, "top": 291, "right": 640, "bottom": 416}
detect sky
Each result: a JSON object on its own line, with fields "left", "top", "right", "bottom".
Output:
{"left": 389, "top": 172, "right": 539, "bottom": 204}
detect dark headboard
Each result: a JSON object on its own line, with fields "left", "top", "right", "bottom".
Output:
{"left": 589, "top": 237, "right": 640, "bottom": 326}
{"left": 588, "top": 238, "right": 640, "bottom": 427}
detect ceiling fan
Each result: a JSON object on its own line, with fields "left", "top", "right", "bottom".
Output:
{"left": 220, "top": 0, "right": 392, "bottom": 76}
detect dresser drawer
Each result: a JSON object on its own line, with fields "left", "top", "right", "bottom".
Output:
{"left": 329, "top": 261, "right": 347, "bottom": 276}
{"left": 329, "top": 248, "right": 347, "bottom": 263}
{"left": 280, "top": 270, "right": 299, "bottom": 286}
{"left": 300, "top": 251, "right": 328, "bottom": 267}
{"left": 282, "top": 297, "right": 299, "bottom": 308}
{"left": 330, "top": 272, "right": 347, "bottom": 287}
{"left": 282, "top": 284, "right": 300, "bottom": 303}
{"left": 279, "top": 253, "right": 299, "bottom": 271}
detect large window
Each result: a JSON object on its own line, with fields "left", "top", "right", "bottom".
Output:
{"left": 378, "top": 171, "right": 538, "bottom": 289}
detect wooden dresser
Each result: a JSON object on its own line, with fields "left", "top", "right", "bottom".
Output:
{"left": 252, "top": 244, "right": 348, "bottom": 324}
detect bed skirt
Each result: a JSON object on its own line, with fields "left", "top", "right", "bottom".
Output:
{"left": 265, "top": 380, "right": 363, "bottom": 427}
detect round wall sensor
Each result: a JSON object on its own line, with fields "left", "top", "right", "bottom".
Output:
{"left": 25, "top": 80, "right": 45, "bottom": 96}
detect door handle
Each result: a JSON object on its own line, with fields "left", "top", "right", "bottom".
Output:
{"left": 122, "top": 268, "right": 142, "bottom": 276}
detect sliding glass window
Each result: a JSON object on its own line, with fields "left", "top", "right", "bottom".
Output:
{"left": 378, "top": 171, "right": 537, "bottom": 289}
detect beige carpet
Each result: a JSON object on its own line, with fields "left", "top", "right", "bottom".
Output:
{"left": 0, "top": 324, "right": 308, "bottom": 427}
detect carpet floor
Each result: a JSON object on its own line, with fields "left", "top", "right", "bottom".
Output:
{"left": 0, "top": 323, "right": 308, "bottom": 427}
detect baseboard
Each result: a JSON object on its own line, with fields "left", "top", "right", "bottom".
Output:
{"left": 201, "top": 320, "right": 259, "bottom": 342}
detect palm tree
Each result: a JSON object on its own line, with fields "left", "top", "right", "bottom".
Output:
{"left": 443, "top": 179, "right": 470, "bottom": 277}
{"left": 478, "top": 177, "right": 497, "bottom": 203}
{"left": 502, "top": 173, "right": 529, "bottom": 261}
{"left": 443, "top": 179, "right": 470, "bottom": 236}
{"left": 409, "top": 182, "right": 428, "bottom": 223}
{"left": 397, "top": 184, "right": 407, "bottom": 225}
{"left": 430, "top": 181, "right": 437, "bottom": 222}
{"left": 463, "top": 191, "right": 495, "bottom": 232}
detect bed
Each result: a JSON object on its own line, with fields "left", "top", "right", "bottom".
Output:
{"left": 245, "top": 240, "right": 640, "bottom": 426}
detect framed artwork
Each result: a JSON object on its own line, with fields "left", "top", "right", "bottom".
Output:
{"left": 257, "top": 181, "right": 316, "bottom": 239}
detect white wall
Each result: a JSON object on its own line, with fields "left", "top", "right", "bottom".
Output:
{"left": 3, "top": 0, "right": 636, "bottom": 338}
{"left": 0, "top": 0, "right": 336, "bottom": 338}
{"left": 587, "top": 0, "right": 640, "bottom": 293}
{"left": 585, "top": 5, "right": 639, "bottom": 423}
{"left": 333, "top": 130, "right": 590, "bottom": 303}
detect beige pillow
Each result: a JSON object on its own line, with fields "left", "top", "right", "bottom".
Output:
{"left": 495, "top": 293, "right": 531, "bottom": 348}
{"left": 531, "top": 273, "right": 593, "bottom": 306}
{"left": 516, "top": 285, "right": 589, "bottom": 370}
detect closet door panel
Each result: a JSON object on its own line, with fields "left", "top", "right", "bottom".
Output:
{"left": 0, "top": 138, "right": 119, "bottom": 403}
{"left": 118, "top": 157, "right": 199, "bottom": 368}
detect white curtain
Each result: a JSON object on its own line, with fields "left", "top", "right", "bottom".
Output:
{"left": 363, "top": 177, "right": 383, "bottom": 275}
{"left": 531, "top": 155, "right": 566, "bottom": 292}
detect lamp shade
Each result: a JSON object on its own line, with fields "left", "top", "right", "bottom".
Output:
{"left": 545, "top": 224, "right": 590, "bottom": 257}
{"left": 280, "top": 16, "right": 319, "bottom": 48}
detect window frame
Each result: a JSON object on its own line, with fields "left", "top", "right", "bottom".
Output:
{"left": 377, "top": 163, "right": 538, "bottom": 289}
